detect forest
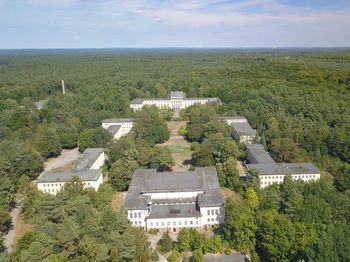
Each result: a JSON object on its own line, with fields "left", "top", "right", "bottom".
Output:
{"left": 0, "top": 49, "right": 350, "bottom": 261}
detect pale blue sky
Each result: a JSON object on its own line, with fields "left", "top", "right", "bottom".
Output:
{"left": 1, "top": 0, "right": 350, "bottom": 48}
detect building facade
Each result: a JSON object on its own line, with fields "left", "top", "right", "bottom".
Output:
{"left": 245, "top": 144, "right": 320, "bottom": 188}
{"left": 130, "top": 91, "right": 220, "bottom": 111}
{"left": 124, "top": 167, "right": 225, "bottom": 232}
{"left": 101, "top": 118, "right": 135, "bottom": 140}
{"left": 221, "top": 116, "right": 257, "bottom": 144}
{"left": 37, "top": 148, "right": 105, "bottom": 195}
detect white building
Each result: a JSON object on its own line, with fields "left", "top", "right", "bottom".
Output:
{"left": 130, "top": 91, "right": 220, "bottom": 111}
{"left": 102, "top": 118, "right": 135, "bottom": 140}
{"left": 37, "top": 148, "right": 105, "bottom": 195}
{"left": 124, "top": 167, "right": 225, "bottom": 232}
{"left": 221, "top": 116, "right": 257, "bottom": 144}
{"left": 246, "top": 144, "right": 320, "bottom": 188}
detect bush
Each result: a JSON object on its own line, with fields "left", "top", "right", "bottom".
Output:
{"left": 151, "top": 250, "right": 159, "bottom": 261}
{"left": 192, "top": 249, "right": 203, "bottom": 262}
{"left": 148, "top": 228, "right": 158, "bottom": 235}
{"left": 178, "top": 127, "right": 187, "bottom": 136}
{"left": 167, "top": 250, "right": 181, "bottom": 262}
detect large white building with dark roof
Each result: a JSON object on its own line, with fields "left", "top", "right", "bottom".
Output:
{"left": 124, "top": 167, "right": 225, "bottom": 232}
{"left": 221, "top": 116, "right": 257, "bottom": 144}
{"left": 101, "top": 118, "right": 135, "bottom": 140}
{"left": 130, "top": 91, "right": 220, "bottom": 111}
{"left": 37, "top": 148, "right": 105, "bottom": 195}
{"left": 245, "top": 144, "right": 320, "bottom": 188}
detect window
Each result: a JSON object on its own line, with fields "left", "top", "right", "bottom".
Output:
{"left": 138, "top": 212, "right": 141, "bottom": 218}
{"left": 156, "top": 222, "right": 159, "bottom": 227}
{"left": 167, "top": 222, "right": 170, "bottom": 226}
{"left": 190, "top": 221, "right": 193, "bottom": 225}
{"left": 162, "top": 222, "right": 165, "bottom": 226}
{"left": 43, "top": 184, "right": 46, "bottom": 187}
{"left": 215, "top": 210, "right": 219, "bottom": 215}
{"left": 207, "top": 218, "right": 210, "bottom": 222}
{"left": 185, "top": 221, "right": 187, "bottom": 225}
{"left": 150, "top": 223, "right": 153, "bottom": 227}
{"left": 211, "top": 210, "right": 214, "bottom": 215}
{"left": 179, "top": 221, "right": 182, "bottom": 226}
{"left": 207, "top": 210, "right": 210, "bottom": 215}
{"left": 196, "top": 221, "right": 199, "bottom": 225}
{"left": 130, "top": 213, "right": 133, "bottom": 219}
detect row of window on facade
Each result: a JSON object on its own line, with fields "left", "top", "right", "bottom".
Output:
{"left": 207, "top": 209, "right": 219, "bottom": 216}
{"left": 129, "top": 212, "right": 142, "bottom": 219}
{"left": 42, "top": 182, "right": 91, "bottom": 188}
{"left": 260, "top": 174, "right": 317, "bottom": 180}
{"left": 149, "top": 220, "right": 199, "bottom": 228}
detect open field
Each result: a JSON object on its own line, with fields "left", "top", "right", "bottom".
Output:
{"left": 159, "top": 121, "right": 192, "bottom": 171}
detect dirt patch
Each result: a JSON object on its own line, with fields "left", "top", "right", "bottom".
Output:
{"left": 222, "top": 187, "right": 242, "bottom": 202}
{"left": 112, "top": 192, "right": 126, "bottom": 211}
{"left": 41, "top": 148, "right": 82, "bottom": 175}
{"left": 236, "top": 160, "right": 246, "bottom": 177}
{"left": 14, "top": 212, "right": 32, "bottom": 243}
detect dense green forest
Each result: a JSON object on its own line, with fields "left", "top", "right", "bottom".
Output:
{"left": 0, "top": 50, "right": 350, "bottom": 261}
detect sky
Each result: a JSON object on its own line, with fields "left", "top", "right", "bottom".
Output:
{"left": 0, "top": 0, "right": 350, "bottom": 48}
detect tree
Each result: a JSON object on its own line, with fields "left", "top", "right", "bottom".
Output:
{"left": 149, "top": 147, "right": 174, "bottom": 171}
{"left": 158, "top": 232, "right": 173, "bottom": 253}
{"left": 79, "top": 127, "right": 111, "bottom": 152}
{"left": 192, "top": 249, "right": 203, "bottom": 262}
{"left": 245, "top": 187, "right": 259, "bottom": 210}
{"left": 106, "top": 137, "right": 138, "bottom": 167}
{"left": 34, "top": 125, "right": 62, "bottom": 158}
{"left": 222, "top": 199, "right": 257, "bottom": 253}
{"left": 132, "top": 106, "right": 170, "bottom": 146}
{"left": 177, "top": 228, "right": 191, "bottom": 252}
{"left": 167, "top": 250, "right": 181, "bottom": 262}
{"left": 279, "top": 176, "right": 303, "bottom": 217}
{"left": 108, "top": 159, "right": 137, "bottom": 191}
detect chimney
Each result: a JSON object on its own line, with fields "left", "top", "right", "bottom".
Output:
{"left": 61, "top": 80, "right": 66, "bottom": 95}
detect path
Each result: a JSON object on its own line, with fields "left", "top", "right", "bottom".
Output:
{"left": 3, "top": 203, "right": 20, "bottom": 252}
{"left": 237, "top": 160, "right": 246, "bottom": 177}
{"left": 3, "top": 148, "right": 81, "bottom": 252}
{"left": 159, "top": 121, "right": 191, "bottom": 171}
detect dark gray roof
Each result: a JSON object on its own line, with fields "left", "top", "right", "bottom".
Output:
{"left": 124, "top": 167, "right": 225, "bottom": 210}
{"left": 247, "top": 163, "right": 320, "bottom": 176}
{"left": 246, "top": 144, "right": 275, "bottom": 165}
{"left": 102, "top": 118, "right": 135, "bottom": 123}
{"left": 38, "top": 169, "right": 102, "bottom": 183}
{"left": 142, "top": 171, "right": 204, "bottom": 193}
{"left": 74, "top": 148, "right": 104, "bottom": 171}
{"left": 131, "top": 98, "right": 145, "bottom": 104}
{"left": 107, "top": 125, "right": 121, "bottom": 136}
{"left": 147, "top": 204, "right": 200, "bottom": 219}
{"left": 231, "top": 122, "right": 256, "bottom": 136}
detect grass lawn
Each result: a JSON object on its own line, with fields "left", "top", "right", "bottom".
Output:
{"left": 164, "top": 143, "right": 191, "bottom": 153}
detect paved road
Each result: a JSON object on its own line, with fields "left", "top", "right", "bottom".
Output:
{"left": 4, "top": 148, "right": 81, "bottom": 252}
{"left": 3, "top": 202, "right": 20, "bottom": 252}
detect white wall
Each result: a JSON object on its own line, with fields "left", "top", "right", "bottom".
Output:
{"left": 37, "top": 172, "right": 103, "bottom": 195}
{"left": 146, "top": 217, "right": 201, "bottom": 231}
{"left": 90, "top": 152, "right": 105, "bottom": 170}
{"left": 128, "top": 209, "right": 149, "bottom": 228}
{"left": 200, "top": 207, "right": 224, "bottom": 226}
{"left": 143, "top": 191, "right": 204, "bottom": 200}
{"left": 259, "top": 173, "right": 320, "bottom": 188}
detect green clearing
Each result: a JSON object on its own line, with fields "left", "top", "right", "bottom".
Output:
{"left": 164, "top": 143, "right": 191, "bottom": 153}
